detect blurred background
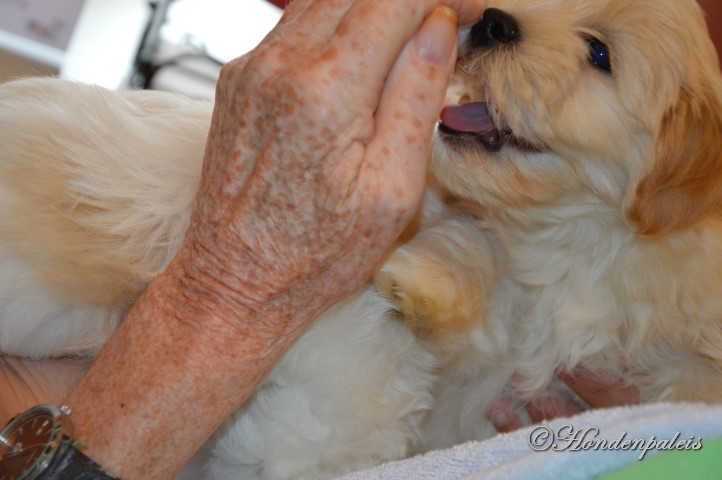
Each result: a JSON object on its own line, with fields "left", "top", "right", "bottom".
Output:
{"left": 0, "top": 0, "right": 289, "bottom": 98}
{"left": 0, "top": 0, "right": 719, "bottom": 100}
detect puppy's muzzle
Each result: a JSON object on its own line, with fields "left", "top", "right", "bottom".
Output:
{"left": 437, "top": 8, "right": 543, "bottom": 154}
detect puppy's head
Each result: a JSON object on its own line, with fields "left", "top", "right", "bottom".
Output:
{"left": 433, "top": 0, "right": 722, "bottom": 234}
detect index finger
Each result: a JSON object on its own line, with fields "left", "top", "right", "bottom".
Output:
{"left": 288, "top": 0, "right": 484, "bottom": 39}
{"left": 317, "top": 0, "right": 483, "bottom": 107}
{"left": 284, "top": 0, "right": 484, "bottom": 51}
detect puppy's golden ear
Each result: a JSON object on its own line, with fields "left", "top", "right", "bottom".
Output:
{"left": 628, "top": 87, "right": 722, "bottom": 235}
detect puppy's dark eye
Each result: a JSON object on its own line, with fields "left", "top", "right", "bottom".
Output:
{"left": 586, "top": 37, "right": 612, "bottom": 73}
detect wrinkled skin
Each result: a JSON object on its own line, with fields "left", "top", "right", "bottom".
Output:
{"left": 60, "top": 1, "right": 486, "bottom": 479}
{"left": 176, "top": 0, "right": 484, "bottom": 332}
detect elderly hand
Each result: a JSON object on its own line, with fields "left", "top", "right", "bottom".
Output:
{"left": 169, "top": 0, "right": 485, "bottom": 338}
{"left": 64, "top": 2, "right": 485, "bottom": 479}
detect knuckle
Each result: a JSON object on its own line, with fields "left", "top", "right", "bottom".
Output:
{"left": 218, "top": 55, "right": 249, "bottom": 83}
{"left": 220, "top": 47, "right": 284, "bottom": 91}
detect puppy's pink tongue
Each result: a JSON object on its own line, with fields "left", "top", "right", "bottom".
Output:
{"left": 439, "top": 102, "right": 496, "bottom": 134}
{"left": 439, "top": 102, "right": 511, "bottom": 152}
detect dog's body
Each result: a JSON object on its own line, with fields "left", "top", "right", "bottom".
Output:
{"left": 386, "top": 0, "right": 722, "bottom": 448}
{"left": 2, "top": 0, "right": 722, "bottom": 478}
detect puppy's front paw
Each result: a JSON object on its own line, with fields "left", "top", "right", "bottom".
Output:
{"left": 376, "top": 254, "right": 476, "bottom": 337}
{"left": 374, "top": 218, "right": 494, "bottom": 338}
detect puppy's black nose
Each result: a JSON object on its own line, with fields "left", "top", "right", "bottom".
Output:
{"left": 469, "top": 8, "right": 521, "bottom": 48}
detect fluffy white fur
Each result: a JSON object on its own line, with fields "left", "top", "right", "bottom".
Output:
{"left": 2, "top": 0, "right": 722, "bottom": 477}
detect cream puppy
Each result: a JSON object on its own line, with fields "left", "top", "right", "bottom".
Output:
{"left": 2, "top": 0, "right": 722, "bottom": 477}
{"left": 377, "top": 0, "right": 722, "bottom": 450}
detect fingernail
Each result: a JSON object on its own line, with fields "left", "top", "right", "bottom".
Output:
{"left": 416, "top": 6, "right": 458, "bottom": 66}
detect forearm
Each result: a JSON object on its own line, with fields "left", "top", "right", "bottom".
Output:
{"left": 64, "top": 260, "right": 312, "bottom": 480}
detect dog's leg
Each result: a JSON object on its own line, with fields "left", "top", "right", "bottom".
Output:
{"left": 374, "top": 215, "right": 496, "bottom": 344}
{"left": 373, "top": 212, "right": 517, "bottom": 451}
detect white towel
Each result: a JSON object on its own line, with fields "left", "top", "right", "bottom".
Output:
{"left": 337, "top": 402, "right": 722, "bottom": 480}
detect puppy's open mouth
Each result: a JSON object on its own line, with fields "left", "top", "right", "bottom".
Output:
{"left": 438, "top": 102, "right": 543, "bottom": 153}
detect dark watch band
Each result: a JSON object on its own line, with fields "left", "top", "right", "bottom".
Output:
{"left": 45, "top": 436, "right": 120, "bottom": 480}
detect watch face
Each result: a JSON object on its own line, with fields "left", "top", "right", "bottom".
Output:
{"left": 0, "top": 407, "right": 60, "bottom": 480}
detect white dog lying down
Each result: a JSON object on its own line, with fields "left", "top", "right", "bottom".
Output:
{"left": 1, "top": 0, "right": 722, "bottom": 478}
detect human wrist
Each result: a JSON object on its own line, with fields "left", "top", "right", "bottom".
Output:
{"left": 154, "top": 241, "right": 341, "bottom": 372}
{"left": 63, "top": 265, "right": 306, "bottom": 479}
{"left": 166, "top": 234, "right": 348, "bottom": 337}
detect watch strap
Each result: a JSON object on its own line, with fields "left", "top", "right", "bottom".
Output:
{"left": 45, "top": 436, "right": 120, "bottom": 480}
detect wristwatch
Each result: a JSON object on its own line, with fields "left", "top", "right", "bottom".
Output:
{"left": 0, "top": 404, "right": 119, "bottom": 479}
